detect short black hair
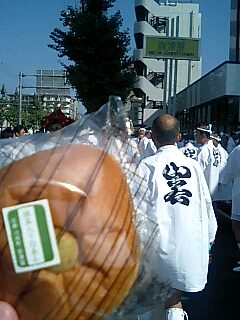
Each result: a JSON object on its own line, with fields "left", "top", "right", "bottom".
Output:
{"left": 152, "top": 115, "right": 180, "bottom": 145}
{"left": 1, "top": 127, "right": 14, "bottom": 139}
{"left": 13, "top": 125, "right": 25, "bottom": 134}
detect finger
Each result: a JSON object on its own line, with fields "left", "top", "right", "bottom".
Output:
{"left": 0, "top": 302, "right": 19, "bottom": 320}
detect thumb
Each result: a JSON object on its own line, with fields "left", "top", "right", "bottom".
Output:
{"left": 0, "top": 302, "right": 19, "bottom": 320}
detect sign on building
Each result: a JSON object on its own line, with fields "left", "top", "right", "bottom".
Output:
{"left": 144, "top": 36, "right": 200, "bottom": 60}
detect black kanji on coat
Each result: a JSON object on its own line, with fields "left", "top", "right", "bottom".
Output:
{"left": 163, "top": 162, "right": 192, "bottom": 206}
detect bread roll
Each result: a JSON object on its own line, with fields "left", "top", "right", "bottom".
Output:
{"left": 0, "top": 144, "right": 140, "bottom": 319}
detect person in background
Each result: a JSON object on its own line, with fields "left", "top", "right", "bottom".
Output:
{"left": 194, "top": 124, "right": 221, "bottom": 201}
{"left": 176, "top": 132, "right": 185, "bottom": 148}
{"left": 179, "top": 133, "right": 198, "bottom": 160}
{"left": 225, "top": 144, "right": 240, "bottom": 271}
{"left": 0, "top": 127, "right": 14, "bottom": 139}
{"left": 210, "top": 133, "right": 232, "bottom": 203}
{"left": 138, "top": 115, "right": 217, "bottom": 320}
{"left": 137, "top": 128, "right": 149, "bottom": 159}
{"left": 227, "top": 130, "right": 239, "bottom": 154}
{"left": 139, "top": 129, "right": 157, "bottom": 160}
{"left": 220, "top": 134, "right": 229, "bottom": 151}
{"left": 13, "top": 125, "right": 25, "bottom": 138}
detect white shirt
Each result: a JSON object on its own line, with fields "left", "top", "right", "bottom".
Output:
{"left": 138, "top": 136, "right": 150, "bottom": 159}
{"left": 139, "top": 145, "right": 217, "bottom": 292}
{"left": 226, "top": 145, "right": 240, "bottom": 220}
{"left": 197, "top": 140, "right": 221, "bottom": 200}
{"left": 214, "top": 144, "right": 232, "bottom": 201}
{"left": 179, "top": 142, "right": 198, "bottom": 160}
{"left": 139, "top": 139, "right": 157, "bottom": 159}
{"left": 227, "top": 136, "right": 238, "bottom": 154}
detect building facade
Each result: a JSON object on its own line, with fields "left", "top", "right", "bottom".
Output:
{"left": 174, "top": 62, "right": 240, "bottom": 133}
{"left": 175, "top": 0, "right": 240, "bottom": 134}
{"left": 133, "top": 0, "right": 202, "bottom": 125}
{"left": 35, "top": 70, "right": 76, "bottom": 119}
{"left": 229, "top": 0, "right": 240, "bottom": 62}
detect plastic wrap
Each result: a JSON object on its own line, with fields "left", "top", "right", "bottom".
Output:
{"left": 0, "top": 96, "right": 170, "bottom": 319}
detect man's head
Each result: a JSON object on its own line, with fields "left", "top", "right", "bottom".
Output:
{"left": 138, "top": 128, "right": 146, "bottom": 138}
{"left": 194, "top": 124, "right": 211, "bottom": 145}
{"left": 13, "top": 125, "right": 25, "bottom": 137}
{"left": 230, "top": 130, "right": 238, "bottom": 141}
{"left": 152, "top": 114, "right": 180, "bottom": 148}
{"left": 1, "top": 127, "right": 14, "bottom": 139}
{"left": 210, "top": 132, "right": 221, "bottom": 147}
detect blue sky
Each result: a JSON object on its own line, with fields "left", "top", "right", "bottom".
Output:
{"left": 0, "top": 0, "right": 231, "bottom": 94}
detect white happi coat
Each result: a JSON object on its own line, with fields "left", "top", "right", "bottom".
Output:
{"left": 197, "top": 140, "right": 221, "bottom": 200}
{"left": 179, "top": 141, "right": 198, "bottom": 160}
{"left": 138, "top": 136, "right": 150, "bottom": 159}
{"left": 226, "top": 145, "right": 240, "bottom": 219}
{"left": 139, "top": 139, "right": 157, "bottom": 159}
{"left": 227, "top": 136, "right": 238, "bottom": 154}
{"left": 215, "top": 144, "right": 232, "bottom": 201}
{"left": 139, "top": 145, "right": 217, "bottom": 292}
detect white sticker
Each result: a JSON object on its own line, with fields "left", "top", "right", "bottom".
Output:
{"left": 2, "top": 199, "right": 60, "bottom": 273}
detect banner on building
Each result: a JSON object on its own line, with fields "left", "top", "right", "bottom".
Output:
{"left": 144, "top": 36, "right": 200, "bottom": 60}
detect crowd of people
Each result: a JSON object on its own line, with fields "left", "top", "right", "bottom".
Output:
{"left": 130, "top": 118, "right": 240, "bottom": 320}
{"left": 0, "top": 125, "right": 26, "bottom": 139}
{"left": 0, "top": 117, "right": 240, "bottom": 320}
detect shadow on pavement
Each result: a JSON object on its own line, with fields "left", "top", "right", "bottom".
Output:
{"left": 182, "top": 210, "right": 240, "bottom": 320}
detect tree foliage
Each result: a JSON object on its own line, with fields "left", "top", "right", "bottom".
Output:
{"left": 49, "top": 0, "right": 134, "bottom": 113}
{"left": 0, "top": 87, "right": 49, "bottom": 130}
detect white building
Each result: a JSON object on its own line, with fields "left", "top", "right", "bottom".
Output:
{"left": 133, "top": 0, "right": 202, "bottom": 125}
{"left": 36, "top": 70, "right": 76, "bottom": 119}
{"left": 174, "top": 0, "right": 240, "bottom": 133}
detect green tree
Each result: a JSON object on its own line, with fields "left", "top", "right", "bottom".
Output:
{"left": 4, "top": 92, "right": 19, "bottom": 127}
{"left": 28, "top": 95, "right": 49, "bottom": 131}
{"left": 49, "top": 0, "right": 134, "bottom": 113}
{"left": 0, "top": 84, "right": 6, "bottom": 98}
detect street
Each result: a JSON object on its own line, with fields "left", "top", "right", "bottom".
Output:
{"left": 182, "top": 207, "right": 240, "bottom": 320}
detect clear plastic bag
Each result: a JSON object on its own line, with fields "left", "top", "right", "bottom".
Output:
{"left": 0, "top": 97, "right": 170, "bottom": 319}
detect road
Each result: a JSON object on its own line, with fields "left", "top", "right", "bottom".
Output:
{"left": 182, "top": 207, "right": 240, "bottom": 320}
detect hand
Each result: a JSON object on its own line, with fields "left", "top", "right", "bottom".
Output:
{"left": 0, "top": 302, "right": 19, "bottom": 320}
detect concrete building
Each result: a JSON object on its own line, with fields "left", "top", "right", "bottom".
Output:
{"left": 174, "top": 0, "right": 240, "bottom": 134}
{"left": 133, "top": 0, "right": 202, "bottom": 126}
{"left": 36, "top": 70, "right": 76, "bottom": 119}
{"left": 229, "top": 0, "right": 240, "bottom": 62}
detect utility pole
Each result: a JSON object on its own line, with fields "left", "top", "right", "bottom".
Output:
{"left": 18, "top": 72, "right": 23, "bottom": 125}
{"left": 17, "top": 71, "right": 71, "bottom": 126}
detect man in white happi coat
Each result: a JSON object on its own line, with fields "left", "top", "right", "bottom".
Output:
{"left": 210, "top": 133, "right": 232, "bottom": 201}
{"left": 225, "top": 144, "right": 240, "bottom": 271}
{"left": 179, "top": 134, "right": 198, "bottom": 160}
{"left": 227, "top": 131, "right": 239, "bottom": 154}
{"left": 138, "top": 115, "right": 217, "bottom": 320}
{"left": 194, "top": 124, "right": 221, "bottom": 201}
{"left": 138, "top": 130, "right": 157, "bottom": 160}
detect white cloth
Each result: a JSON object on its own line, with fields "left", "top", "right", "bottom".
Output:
{"left": 138, "top": 136, "right": 150, "bottom": 159}
{"left": 179, "top": 142, "right": 198, "bottom": 160}
{"left": 197, "top": 140, "right": 221, "bottom": 200}
{"left": 215, "top": 144, "right": 232, "bottom": 201}
{"left": 139, "top": 145, "right": 217, "bottom": 292}
{"left": 140, "top": 139, "right": 157, "bottom": 159}
{"left": 227, "top": 136, "right": 238, "bottom": 154}
{"left": 226, "top": 145, "right": 240, "bottom": 219}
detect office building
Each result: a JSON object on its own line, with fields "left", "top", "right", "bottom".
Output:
{"left": 133, "top": 0, "right": 201, "bottom": 125}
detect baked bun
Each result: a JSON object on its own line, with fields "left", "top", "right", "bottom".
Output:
{"left": 0, "top": 144, "right": 140, "bottom": 319}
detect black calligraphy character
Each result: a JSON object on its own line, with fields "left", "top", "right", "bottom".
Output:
{"left": 184, "top": 148, "right": 197, "bottom": 159}
{"left": 163, "top": 162, "right": 192, "bottom": 206}
{"left": 213, "top": 148, "right": 220, "bottom": 167}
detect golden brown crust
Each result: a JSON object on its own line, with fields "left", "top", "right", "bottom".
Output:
{"left": 0, "top": 144, "right": 140, "bottom": 319}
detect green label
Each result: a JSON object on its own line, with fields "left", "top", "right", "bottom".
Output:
{"left": 3, "top": 199, "right": 60, "bottom": 273}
